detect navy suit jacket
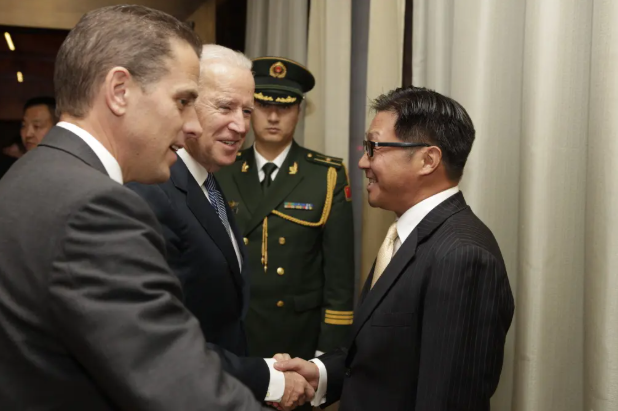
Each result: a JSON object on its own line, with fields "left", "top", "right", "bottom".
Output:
{"left": 127, "top": 158, "right": 268, "bottom": 399}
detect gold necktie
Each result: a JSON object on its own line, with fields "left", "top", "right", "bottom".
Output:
{"left": 371, "top": 221, "right": 399, "bottom": 289}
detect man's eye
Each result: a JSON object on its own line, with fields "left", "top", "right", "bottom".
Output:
{"left": 243, "top": 109, "right": 253, "bottom": 116}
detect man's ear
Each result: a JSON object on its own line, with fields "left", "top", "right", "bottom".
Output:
{"left": 419, "top": 146, "right": 442, "bottom": 176}
{"left": 103, "top": 67, "right": 132, "bottom": 117}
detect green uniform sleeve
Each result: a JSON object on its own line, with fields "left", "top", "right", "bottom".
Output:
{"left": 317, "top": 164, "right": 355, "bottom": 352}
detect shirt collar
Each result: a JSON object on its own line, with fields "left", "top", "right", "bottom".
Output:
{"left": 254, "top": 142, "right": 293, "bottom": 171}
{"left": 177, "top": 148, "right": 208, "bottom": 186}
{"left": 56, "top": 121, "right": 123, "bottom": 184}
{"left": 396, "top": 186, "right": 460, "bottom": 244}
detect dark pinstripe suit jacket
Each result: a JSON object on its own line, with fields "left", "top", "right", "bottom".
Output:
{"left": 319, "top": 192, "right": 514, "bottom": 411}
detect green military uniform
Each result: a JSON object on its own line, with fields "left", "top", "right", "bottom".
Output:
{"left": 216, "top": 57, "right": 355, "bottom": 361}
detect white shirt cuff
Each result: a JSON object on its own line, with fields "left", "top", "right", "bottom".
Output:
{"left": 309, "top": 358, "right": 328, "bottom": 406}
{"left": 263, "top": 358, "right": 285, "bottom": 401}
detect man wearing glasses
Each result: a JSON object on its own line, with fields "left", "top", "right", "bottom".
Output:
{"left": 274, "top": 86, "right": 515, "bottom": 411}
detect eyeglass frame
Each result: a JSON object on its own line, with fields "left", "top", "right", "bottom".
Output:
{"left": 362, "top": 140, "right": 431, "bottom": 158}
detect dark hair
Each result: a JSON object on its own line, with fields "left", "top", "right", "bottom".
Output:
{"left": 371, "top": 86, "right": 475, "bottom": 181}
{"left": 23, "top": 96, "right": 58, "bottom": 123}
{"left": 55, "top": 5, "right": 202, "bottom": 118}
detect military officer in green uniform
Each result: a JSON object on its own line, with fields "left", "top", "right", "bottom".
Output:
{"left": 216, "top": 57, "right": 355, "bottom": 363}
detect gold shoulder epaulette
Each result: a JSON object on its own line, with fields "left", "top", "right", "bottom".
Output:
{"left": 305, "top": 151, "right": 343, "bottom": 168}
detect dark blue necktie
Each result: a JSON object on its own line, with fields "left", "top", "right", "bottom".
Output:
{"left": 204, "top": 173, "right": 232, "bottom": 236}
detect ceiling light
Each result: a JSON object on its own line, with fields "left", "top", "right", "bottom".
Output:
{"left": 17, "top": 72, "right": 23, "bottom": 83}
{"left": 4, "top": 32, "right": 15, "bottom": 51}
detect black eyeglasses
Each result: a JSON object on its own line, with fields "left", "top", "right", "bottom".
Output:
{"left": 362, "top": 140, "right": 430, "bottom": 158}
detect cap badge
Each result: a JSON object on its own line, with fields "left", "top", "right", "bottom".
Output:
{"left": 270, "top": 61, "right": 287, "bottom": 78}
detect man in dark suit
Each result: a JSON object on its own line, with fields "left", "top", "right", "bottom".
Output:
{"left": 128, "top": 45, "right": 313, "bottom": 410}
{"left": 274, "top": 86, "right": 515, "bottom": 410}
{"left": 0, "top": 6, "right": 267, "bottom": 411}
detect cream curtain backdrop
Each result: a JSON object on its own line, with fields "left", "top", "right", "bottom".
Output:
{"left": 303, "top": 0, "right": 352, "bottom": 165}
{"left": 244, "top": 0, "right": 309, "bottom": 146}
{"left": 411, "top": 1, "right": 618, "bottom": 410}
{"left": 359, "top": 0, "right": 406, "bottom": 286}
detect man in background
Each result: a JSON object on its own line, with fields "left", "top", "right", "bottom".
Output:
{"left": 216, "top": 57, "right": 355, "bottom": 366}
{"left": 128, "top": 45, "right": 313, "bottom": 410}
{"left": 0, "top": 5, "right": 267, "bottom": 410}
{"left": 20, "top": 96, "right": 58, "bottom": 150}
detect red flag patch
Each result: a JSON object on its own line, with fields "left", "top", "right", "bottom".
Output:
{"left": 344, "top": 185, "right": 352, "bottom": 201}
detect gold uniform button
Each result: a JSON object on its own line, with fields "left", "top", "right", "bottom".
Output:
{"left": 243, "top": 237, "right": 249, "bottom": 245}
{"left": 277, "top": 300, "right": 285, "bottom": 307}
{"left": 279, "top": 237, "right": 286, "bottom": 245}
{"left": 307, "top": 153, "right": 313, "bottom": 158}
{"left": 277, "top": 267, "right": 285, "bottom": 275}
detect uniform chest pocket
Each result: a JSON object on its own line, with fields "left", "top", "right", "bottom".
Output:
{"left": 371, "top": 311, "right": 415, "bottom": 327}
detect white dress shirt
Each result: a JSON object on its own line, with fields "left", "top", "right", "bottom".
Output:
{"left": 57, "top": 122, "right": 123, "bottom": 184}
{"left": 177, "top": 148, "right": 285, "bottom": 401}
{"left": 310, "top": 186, "right": 461, "bottom": 406}
{"left": 254, "top": 142, "right": 292, "bottom": 182}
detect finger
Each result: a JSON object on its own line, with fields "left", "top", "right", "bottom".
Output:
{"left": 274, "top": 358, "right": 303, "bottom": 372}
{"left": 273, "top": 353, "right": 292, "bottom": 361}
{"left": 304, "top": 381, "right": 316, "bottom": 400}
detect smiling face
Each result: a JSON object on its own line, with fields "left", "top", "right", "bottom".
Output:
{"left": 185, "top": 63, "right": 255, "bottom": 172}
{"left": 358, "top": 111, "right": 427, "bottom": 216}
{"left": 120, "top": 39, "right": 202, "bottom": 183}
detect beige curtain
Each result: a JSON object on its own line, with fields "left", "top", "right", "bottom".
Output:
{"left": 303, "top": 0, "right": 352, "bottom": 165}
{"left": 411, "top": 1, "right": 618, "bottom": 410}
{"left": 244, "top": 0, "right": 309, "bottom": 147}
{"left": 360, "top": 0, "right": 406, "bottom": 285}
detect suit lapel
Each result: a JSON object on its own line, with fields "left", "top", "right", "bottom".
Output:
{"left": 348, "top": 230, "right": 418, "bottom": 345}
{"left": 242, "top": 142, "right": 304, "bottom": 236}
{"left": 348, "top": 192, "right": 470, "bottom": 346}
{"left": 233, "top": 151, "right": 262, "bottom": 216}
{"left": 171, "top": 160, "right": 244, "bottom": 292}
{"left": 39, "top": 126, "right": 108, "bottom": 177}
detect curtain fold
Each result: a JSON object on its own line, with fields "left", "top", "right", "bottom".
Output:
{"left": 585, "top": 2, "right": 618, "bottom": 410}
{"left": 304, "top": 0, "right": 352, "bottom": 164}
{"left": 360, "top": 0, "right": 406, "bottom": 286}
{"left": 411, "top": 0, "right": 618, "bottom": 410}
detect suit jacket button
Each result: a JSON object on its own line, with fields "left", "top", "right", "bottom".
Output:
{"left": 345, "top": 368, "right": 351, "bottom": 377}
{"left": 277, "top": 267, "right": 285, "bottom": 275}
{"left": 243, "top": 237, "right": 249, "bottom": 245}
{"left": 277, "top": 300, "right": 285, "bottom": 308}
{"left": 279, "top": 237, "right": 286, "bottom": 245}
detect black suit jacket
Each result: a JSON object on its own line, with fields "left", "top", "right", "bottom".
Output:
{"left": 127, "top": 157, "right": 269, "bottom": 400}
{"left": 0, "top": 126, "right": 266, "bottom": 410}
{"left": 320, "top": 192, "right": 515, "bottom": 411}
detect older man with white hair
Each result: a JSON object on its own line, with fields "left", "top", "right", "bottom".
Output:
{"left": 128, "top": 45, "right": 313, "bottom": 410}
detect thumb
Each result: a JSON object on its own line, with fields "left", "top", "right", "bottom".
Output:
{"left": 274, "top": 358, "right": 301, "bottom": 372}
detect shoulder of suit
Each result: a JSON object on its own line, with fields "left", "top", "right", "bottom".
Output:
{"left": 301, "top": 147, "right": 344, "bottom": 169}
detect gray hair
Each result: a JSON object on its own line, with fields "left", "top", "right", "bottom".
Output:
{"left": 200, "top": 44, "right": 252, "bottom": 72}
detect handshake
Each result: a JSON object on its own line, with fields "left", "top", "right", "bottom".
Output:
{"left": 269, "top": 354, "right": 320, "bottom": 411}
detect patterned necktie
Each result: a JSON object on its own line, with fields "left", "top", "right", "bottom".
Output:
{"left": 204, "top": 173, "right": 232, "bottom": 236}
{"left": 261, "top": 162, "right": 278, "bottom": 192}
{"left": 371, "top": 221, "right": 399, "bottom": 289}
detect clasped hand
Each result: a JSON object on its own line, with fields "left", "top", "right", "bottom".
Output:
{"left": 268, "top": 354, "right": 320, "bottom": 411}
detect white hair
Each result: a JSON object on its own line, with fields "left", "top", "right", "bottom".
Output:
{"left": 200, "top": 44, "right": 252, "bottom": 72}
